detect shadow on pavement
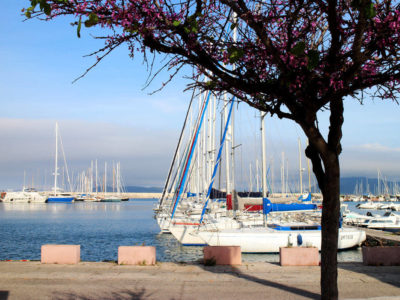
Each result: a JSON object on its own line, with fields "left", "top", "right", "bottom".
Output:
{"left": 338, "top": 262, "right": 400, "bottom": 289}
{"left": 52, "top": 288, "right": 149, "bottom": 300}
{"left": 199, "top": 264, "right": 320, "bottom": 299}
{"left": 0, "top": 291, "right": 9, "bottom": 300}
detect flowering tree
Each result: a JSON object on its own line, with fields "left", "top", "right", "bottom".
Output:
{"left": 25, "top": 0, "right": 400, "bottom": 298}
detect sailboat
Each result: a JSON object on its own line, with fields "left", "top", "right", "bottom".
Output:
{"left": 100, "top": 162, "right": 122, "bottom": 202}
{"left": 197, "top": 113, "right": 366, "bottom": 252}
{"left": 47, "top": 122, "right": 75, "bottom": 203}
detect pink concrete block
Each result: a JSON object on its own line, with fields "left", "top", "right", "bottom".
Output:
{"left": 118, "top": 246, "right": 156, "bottom": 265}
{"left": 362, "top": 246, "right": 400, "bottom": 266}
{"left": 41, "top": 245, "right": 80, "bottom": 264}
{"left": 279, "top": 247, "right": 319, "bottom": 266}
{"left": 203, "top": 246, "right": 242, "bottom": 265}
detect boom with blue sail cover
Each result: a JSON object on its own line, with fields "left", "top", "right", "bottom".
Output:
{"left": 262, "top": 198, "right": 317, "bottom": 214}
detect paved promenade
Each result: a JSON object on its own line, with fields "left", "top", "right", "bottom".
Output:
{"left": 0, "top": 261, "right": 399, "bottom": 299}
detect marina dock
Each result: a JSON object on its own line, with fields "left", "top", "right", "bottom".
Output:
{"left": 0, "top": 261, "right": 399, "bottom": 300}
{"left": 347, "top": 225, "right": 400, "bottom": 244}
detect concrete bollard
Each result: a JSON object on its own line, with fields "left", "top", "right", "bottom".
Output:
{"left": 279, "top": 247, "right": 319, "bottom": 266}
{"left": 118, "top": 246, "right": 156, "bottom": 265}
{"left": 203, "top": 246, "right": 242, "bottom": 265}
{"left": 41, "top": 245, "right": 80, "bottom": 264}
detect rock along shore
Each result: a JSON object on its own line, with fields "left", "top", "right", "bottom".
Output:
{"left": 0, "top": 261, "right": 399, "bottom": 300}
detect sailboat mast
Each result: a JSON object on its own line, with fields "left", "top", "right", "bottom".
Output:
{"left": 224, "top": 93, "right": 231, "bottom": 198}
{"left": 298, "top": 138, "right": 303, "bottom": 195}
{"left": 261, "top": 112, "right": 267, "bottom": 198}
{"left": 281, "top": 152, "right": 284, "bottom": 194}
{"left": 256, "top": 159, "right": 259, "bottom": 193}
{"left": 104, "top": 162, "right": 107, "bottom": 195}
{"left": 230, "top": 12, "right": 237, "bottom": 196}
{"left": 95, "top": 159, "right": 98, "bottom": 194}
{"left": 54, "top": 122, "right": 58, "bottom": 196}
{"left": 307, "top": 141, "right": 311, "bottom": 193}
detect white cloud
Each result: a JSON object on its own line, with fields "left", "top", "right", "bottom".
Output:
{"left": 355, "top": 143, "right": 400, "bottom": 153}
{"left": 341, "top": 143, "right": 400, "bottom": 179}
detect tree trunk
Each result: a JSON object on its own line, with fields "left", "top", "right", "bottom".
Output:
{"left": 301, "top": 96, "right": 343, "bottom": 299}
{"left": 320, "top": 153, "right": 341, "bottom": 300}
{"left": 304, "top": 135, "right": 342, "bottom": 299}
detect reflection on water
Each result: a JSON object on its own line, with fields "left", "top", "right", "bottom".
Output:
{"left": 0, "top": 199, "right": 370, "bottom": 262}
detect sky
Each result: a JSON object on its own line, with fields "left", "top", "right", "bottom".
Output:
{"left": 1, "top": 1, "right": 400, "bottom": 191}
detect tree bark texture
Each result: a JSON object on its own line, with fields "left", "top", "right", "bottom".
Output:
{"left": 320, "top": 155, "right": 340, "bottom": 300}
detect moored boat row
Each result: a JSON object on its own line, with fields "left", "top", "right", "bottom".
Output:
{"left": 154, "top": 90, "right": 366, "bottom": 253}
{"left": 0, "top": 191, "right": 130, "bottom": 203}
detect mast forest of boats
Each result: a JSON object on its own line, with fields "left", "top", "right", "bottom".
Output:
{"left": 0, "top": 122, "right": 129, "bottom": 203}
{"left": 154, "top": 87, "right": 366, "bottom": 252}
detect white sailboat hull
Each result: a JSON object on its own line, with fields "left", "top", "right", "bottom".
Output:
{"left": 198, "top": 227, "right": 366, "bottom": 253}
{"left": 169, "top": 224, "right": 206, "bottom": 245}
{"left": 169, "top": 216, "right": 244, "bottom": 245}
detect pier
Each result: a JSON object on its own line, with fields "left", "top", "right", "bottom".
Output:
{"left": 346, "top": 225, "right": 400, "bottom": 245}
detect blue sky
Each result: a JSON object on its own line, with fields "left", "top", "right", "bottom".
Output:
{"left": 1, "top": 1, "right": 399, "bottom": 191}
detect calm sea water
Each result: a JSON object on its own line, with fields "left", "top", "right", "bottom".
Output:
{"left": 0, "top": 199, "right": 372, "bottom": 262}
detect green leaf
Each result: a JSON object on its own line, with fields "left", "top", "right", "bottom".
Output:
{"left": 365, "top": 3, "right": 376, "bottom": 18}
{"left": 77, "top": 16, "right": 82, "bottom": 38}
{"left": 307, "top": 50, "right": 319, "bottom": 70}
{"left": 291, "top": 42, "right": 306, "bottom": 56}
{"left": 172, "top": 20, "right": 181, "bottom": 27}
{"left": 30, "top": 0, "right": 39, "bottom": 8}
{"left": 84, "top": 13, "right": 99, "bottom": 27}
{"left": 227, "top": 46, "right": 244, "bottom": 64}
{"left": 205, "top": 81, "right": 216, "bottom": 89}
{"left": 351, "top": 0, "right": 376, "bottom": 18}
{"left": 43, "top": 2, "right": 51, "bottom": 16}
{"left": 190, "top": 19, "right": 198, "bottom": 33}
{"left": 25, "top": 6, "right": 34, "bottom": 18}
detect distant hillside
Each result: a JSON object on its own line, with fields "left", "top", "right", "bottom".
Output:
{"left": 124, "top": 186, "right": 163, "bottom": 193}
{"left": 123, "top": 179, "right": 399, "bottom": 194}
{"left": 317, "top": 177, "right": 400, "bottom": 195}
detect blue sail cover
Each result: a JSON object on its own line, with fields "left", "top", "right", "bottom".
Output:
{"left": 262, "top": 198, "right": 317, "bottom": 215}
{"left": 297, "top": 192, "right": 312, "bottom": 202}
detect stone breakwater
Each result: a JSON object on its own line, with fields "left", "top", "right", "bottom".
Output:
{"left": 41, "top": 192, "right": 162, "bottom": 199}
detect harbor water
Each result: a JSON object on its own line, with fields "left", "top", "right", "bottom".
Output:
{"left": 0, "top": 199, "right": 368, "bottom": 262}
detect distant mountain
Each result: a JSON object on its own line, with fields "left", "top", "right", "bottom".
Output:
{"left": 124, "top": 186, "right": 163, "bottom": 193}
